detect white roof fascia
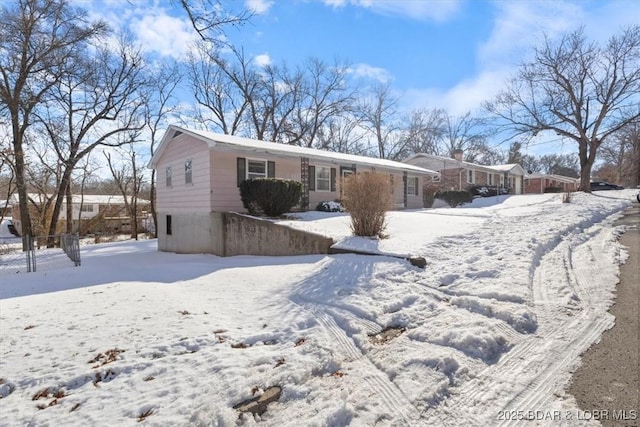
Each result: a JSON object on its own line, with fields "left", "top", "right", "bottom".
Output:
{"left": 153, "top": 126, "right": 439, "bottom": 176}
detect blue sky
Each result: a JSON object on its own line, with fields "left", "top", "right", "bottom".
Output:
{"left": 84, "top": 0, "right": 639, "bottom": 156}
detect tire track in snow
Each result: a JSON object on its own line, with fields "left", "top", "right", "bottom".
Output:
{"left": 424, "top": 227, "right": 615, "bottom": 426}
{"left": 292, "top": 298, "right": 422, "bottom": 426}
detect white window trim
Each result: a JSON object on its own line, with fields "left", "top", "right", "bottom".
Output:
{"left": 488, "top": 174, "right": 494, "bottom": 186}
{"left": 247, "top": 158, "right": 267, "bottom": 180}
{"left": 467, "top": 169, "right": 475, "bottom": 184}
{"left": 80, "top": 204, "right": 94, "bottom": 213}
{"left": 166, "top": 166, "right": 172, "bottom": 187}
{"left": 315, "top": 165, "right": 331, "bottom": 192}
{"left": 185, "top": 159, "right": 193, "bottom": 185}
{"left": 407, "top": 176, "right": 417, "bottom": 195}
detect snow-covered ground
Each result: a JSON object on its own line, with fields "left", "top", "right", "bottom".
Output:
{"left": 0, "top": 191, "right": 637, "bottom": 426}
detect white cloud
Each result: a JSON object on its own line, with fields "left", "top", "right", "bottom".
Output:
{"left": 254, "top": 53, "right": 272, "bottom": 67}
{"left": 478, "top": 1, "right": 582, "bottom": 70}
{"left": 131, "top": 12, "right": 199, "bottom": 60}
{"left": 403, "top": 68, "right": 509, "bottom": 116}
{"left": 323, "top": 0, "right": 461, "bottom": 22}
{"left": 348, "top": 63, "right": 393, "bottom": 83}
{"left": 246, "top": 0, "right": 274, "bottom": 14}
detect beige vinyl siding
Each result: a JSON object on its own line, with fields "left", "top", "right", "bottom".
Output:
{"left": 210, "top": 150, "right": 302, "bottom": 212}
{"left": 156, "top": 135, "right": 211, "bottom": 212}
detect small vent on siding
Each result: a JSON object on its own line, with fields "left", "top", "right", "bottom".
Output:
{"left": 172, "top": 130, "right": 183, "bottom": 138}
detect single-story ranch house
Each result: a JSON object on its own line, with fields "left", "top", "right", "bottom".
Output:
{"left": 523, "top": 172, "right": 579, "bottom": 194}
{"left": 149, "top": 125, "right": 439, "bottom": 254}
{"left": 404, "top": 151, "right": 526, "bottom": 195}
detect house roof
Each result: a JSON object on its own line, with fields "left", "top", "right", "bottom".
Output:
{"left": 149, "top": 125, "right": 439, "bottom": 176}
{"left": 525, "top": 172, "right": 579, "bottom": 184}
{"left": 405, "top": 153, "right": 525, "bottom": 175}
{"left": 11, "top": 194, "right": 149, "bottom": 205}
{"left": 485, "top": 164, "right": 526, "bottom": 175}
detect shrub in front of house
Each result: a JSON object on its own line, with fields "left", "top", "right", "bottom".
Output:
{"left": 544, "top": 186, "right": 564, "bottom": 193}
{"left": 341, "top": 173, "right": 392, "bottom": 237}
{"left": 240, "top": 178, "right": 303, "bottom": 217}
{"left": 435, "top": 190, "right": 473, "bottom": 207}
{"left": 316, "top": 201, "right": 344, "bottom": 212}
{"left": 423, "top": 184, "right": 439, "bottom": 208}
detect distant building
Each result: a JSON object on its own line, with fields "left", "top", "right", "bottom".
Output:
{"left": 404, "top": 151, "right": 526, "bottom": 195}
{"left": 10, "top": 194, "right": 150, "bottom": 236}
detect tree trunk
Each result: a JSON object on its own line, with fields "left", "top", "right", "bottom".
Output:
{"left": 12, "top": 134, "right": 33, "bottom": 250}
{"left": 47, "top": 168, "right": 73, "bottom": 247}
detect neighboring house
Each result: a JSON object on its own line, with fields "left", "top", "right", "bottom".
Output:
{"left": 523, "top": 173, "right": 580, "bottom": 194}
{"left": 0, "top": 199, "right": 11, "bottom": 217}
{"left": 10, "top": 194, "right": 149, "bottom": 236}
{"left": 404, "top": 150, "right": 526, "bottom": 195}
{"left": 148, "top": 126, "right": 439, "bottom": 254}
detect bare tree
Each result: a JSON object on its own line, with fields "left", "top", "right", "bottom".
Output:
{"left": 174, "top": 0, "right": 252, "bottom": 43}
{"left": 0, "top": 0, "right": 107, "bottom": 248}
{"left": 188, "top": 42, "right": 247, "bottom": 134}
{"left": 486, "top": 26, "right": 640, "bottom": 191}
{"left": 105, "top": 147, "right": 145, "bottom": 239}
{"left": 288, "top": 58, "right": 357, "bottom": 148}
{"left": 315, "top": 115, "right": 368, "bottom": 155}
{"left": 598, "top": 123, "right": 640, "bottom": 186}
{"left": 144, "top": 62, "right": 182, "bottom": 237}
{"left": 400, "top": 107, "right": 446, "bottom": 158}
{"left": 539, "top": 154, "right": 580, "bottom": 177}
{"left": 440, "top": 111, "right": 493, "bottom": 162}
{"left": 35, "top": 34, "right": 148, "bottom": 244}
{"left": 358, "top": 82, "right": 404, "bottom": 159}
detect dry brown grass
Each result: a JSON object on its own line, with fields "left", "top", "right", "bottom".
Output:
{"left": 341, "top": 173, "right": 392, "bottom": 237}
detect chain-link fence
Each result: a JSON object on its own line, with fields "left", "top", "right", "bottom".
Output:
{"left": 0, "top": 234, "right": 81, "bottom": 275}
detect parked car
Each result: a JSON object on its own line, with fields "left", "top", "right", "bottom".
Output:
{"left": 590, "top": 181, "right": 624, "bottom": 191}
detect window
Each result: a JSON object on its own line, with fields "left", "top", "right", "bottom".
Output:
{"left": 166, "top": 215, "right": 172, "bottom": 235}
{"left": 80, "top": 205, "right": 94, "bottom": 213}
{"left": 185, "top": 160, "right": 192, "bottom": 184}
{"left": 166, "top": 166, "right": 172, "bottom": 187}
{"left": 488, "top": 174, "right": 494, "bottom": 186}
{"left": 467, "top": 170, "right": 474, "bottom": 184}
{"left": 316, "top": 166, "right": 331, "bottom": 191}
{"left": 247, "top": 160, "right": 267, "bottom": 179}
{"left": 407, "top": 177, "right": 419, "bottom": 195}
{"left": 389, "top": 174, "right": 394, "bottom": 194}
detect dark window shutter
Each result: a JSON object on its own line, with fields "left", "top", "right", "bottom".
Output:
{"left": 267, "top": 161, "right": 275, "bottom": 178}
{"left": 330, "top": 168, "right": 336, "bottom": 192}
{"left": 414, "top": 177, "right": 419, "bottom": 195}
{"left": 237, "top": 157, "right": 246, "bottom": 187}
{"left": 308, "top": 166, "right": 315, "bottom": 191}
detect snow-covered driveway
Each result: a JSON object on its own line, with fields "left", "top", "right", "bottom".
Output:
{"left": 0, "top": 191, "right": 635, "bottom": 426}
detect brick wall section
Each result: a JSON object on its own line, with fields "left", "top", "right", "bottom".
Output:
{"left": 438, "top": 168, "right": 465, "bottom": 190}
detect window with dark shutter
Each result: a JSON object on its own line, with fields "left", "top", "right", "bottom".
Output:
{"left": 267, "top": 161, "right": 275, "bottom": 178}
{"left": 308, "top": 166, "right": 316, "bottom": 191}
{"left": 330, "top": 168, "right": 336, "bottom": 192}
{"left": 237, "top": 158, "right": 246, "bottom": 187}
{"left": 166, "top": 215, "right": 172, "bottom": 235}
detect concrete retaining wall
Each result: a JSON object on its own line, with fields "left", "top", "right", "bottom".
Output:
{"left": 158, "top": 211, "right": 333, "bottom": 257}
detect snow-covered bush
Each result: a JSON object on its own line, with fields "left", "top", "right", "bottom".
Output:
{"left": 435, "top": 190, "right": 473, "bottom": 208}
{"left": 316, "top": 201, "right": 344, "bottom": 212}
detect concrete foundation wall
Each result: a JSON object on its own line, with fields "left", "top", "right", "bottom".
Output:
{"left": 158, "top": 211, "right": 224, "bottom": 254}
{"left": 158, "top": 211, "right": 333, "bottom": 257}
{"left": 223, "top": 213, "right": 334, "bottom": 256}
